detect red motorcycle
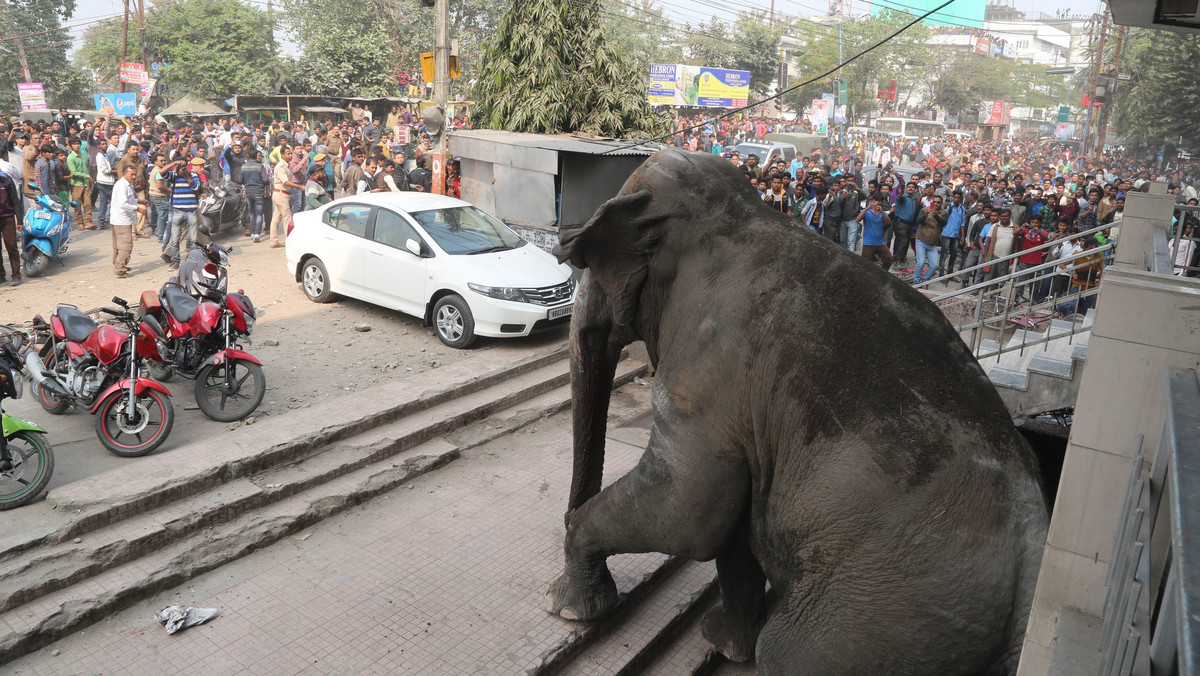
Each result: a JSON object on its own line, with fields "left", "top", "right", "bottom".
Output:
{"left": 139, "top": 269, "right": 265, "bottom": 422}
{"left": 31, "top": 298, "right": 175, "bottom": 457}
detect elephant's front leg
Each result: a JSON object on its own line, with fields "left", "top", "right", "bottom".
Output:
{"left": 546, "top": 416, "right": 748, "bottom": 621}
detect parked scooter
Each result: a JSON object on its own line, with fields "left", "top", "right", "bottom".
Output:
{"left": 196, "top": 180, "right": 247, "bottom": 234}
{"left": 0, "top": 327, "right": 55, "bottom": 509}
{"left": 21, "top": 183, "right": 74, "bottom": 278}
{"left": 31, "top": 298, "right": 175, "bottom": 457}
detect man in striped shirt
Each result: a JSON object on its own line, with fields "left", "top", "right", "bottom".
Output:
{"left": 160, "top": 157, "right": 205, "bottom": 271}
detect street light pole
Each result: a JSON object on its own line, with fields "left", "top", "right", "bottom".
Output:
{"left": 120, "top": 0, "right": 130, "bottom": 94}
{"left": 432, "top": 0, "right": 450, "bottom": 195}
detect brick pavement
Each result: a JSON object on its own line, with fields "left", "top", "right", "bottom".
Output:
{"left": 6, "top": 384, "right": 660, "bottom": 675}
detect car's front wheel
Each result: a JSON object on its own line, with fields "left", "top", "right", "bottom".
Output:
{"left": 432, "top": 295, "right": 476, "bottom": 349}
{"left": 301, "top": 258, "right": 334, "bottom": 303}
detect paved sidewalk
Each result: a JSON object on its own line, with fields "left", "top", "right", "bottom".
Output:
{"left": 6, "top": 382, "right": 657, "bottom": 675}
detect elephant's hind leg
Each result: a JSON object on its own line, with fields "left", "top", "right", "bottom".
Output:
{"left": 701, "top": 529, "right": 767, "bottom": 662}
{"left": 547, "top": 418, "right": 749, "bottom": 622}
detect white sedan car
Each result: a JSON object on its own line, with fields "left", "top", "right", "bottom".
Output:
{"left": 284, "top": 193, "right": 576, "bottom": 348}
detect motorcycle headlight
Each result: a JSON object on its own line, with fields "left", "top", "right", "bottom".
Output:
{"left": 468, "top": 283, "right": 529, "bottom": 303}
{"left": 12, "top": 370, "right": 23, "bottom": 399}
{"left": 244, "top": 315, "right": 255, "bottom": 334}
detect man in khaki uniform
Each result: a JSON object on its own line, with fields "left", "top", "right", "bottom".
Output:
{"left": 269, "top": 146, "right": 303, "bottom": 248}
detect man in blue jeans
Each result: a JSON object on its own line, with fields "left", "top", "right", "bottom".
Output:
{"left": 148, "top": 153, "right": 173, "bottom": 247}
{"left": 937, "top": 190, "right": 967, "bottom": 277}
{"left": 913, "top": 197, "right": 947, "bottom": 284}
{"left": 838, "top": 180, "right": 866, "bottom": 252}
{"left": 161, "top": 157, "right": 204, "bottom": 270}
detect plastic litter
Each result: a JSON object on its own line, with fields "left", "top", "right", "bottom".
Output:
{"left": 633, "top": 376, "right": 649, "bottom": 386}
{"left": 156, "top": 605, "right": 220, "bottom": 635}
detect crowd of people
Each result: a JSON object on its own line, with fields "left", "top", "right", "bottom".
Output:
{"left": 0, "top": 104, "right": 464, "bottom": 283}
{"left": 664, "top": 115, "right": 1200, "bottom": 313}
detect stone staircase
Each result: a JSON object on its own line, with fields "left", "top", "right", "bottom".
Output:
{"left": 978, "top": 309, "right": 1095, "bottom": 416}
{"left": 0, "top": 345, "right": 648, "bottom": 666}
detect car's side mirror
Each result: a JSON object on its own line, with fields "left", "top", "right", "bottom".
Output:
{"left": 405, "top": 239, "right": 422, "bottom": 256}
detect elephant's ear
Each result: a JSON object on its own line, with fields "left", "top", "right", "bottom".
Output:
{"left": 554, "top": 190, "right": 664, "bottom": 327}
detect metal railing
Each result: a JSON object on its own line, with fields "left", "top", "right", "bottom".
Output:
{"left": 908, "top": 222, "right": 1115, "bottom": 362}
{"left": 1099, "top": 367, "right": 1200, "bottom": 676}
{"left": 1169, "top": 203, "right": 1200, "bottom": 277}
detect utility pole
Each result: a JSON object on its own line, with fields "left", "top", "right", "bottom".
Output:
{"left": 1094, "top": 24, "right": 1124, "bottom": 162}
{"left": 769, "top": 0, "right": 776, "bottom": 28}
{"left": 1, "top": 0, "right": 32, "bottom": 82}
{"left": 432, "top": 0, "right": 449, "bottom": 195}
{"left": 136, "top": 0, "right": 147, "bottom": 104}
{"left": 1084, "top": 8, "right": 1108, "bottom": 159}
{"left": 120, "top": 0, "right": 131, "bottom": 94}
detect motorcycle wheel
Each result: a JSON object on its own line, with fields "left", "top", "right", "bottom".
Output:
{"left": 148, "top": 361, "right": 175, "bottom": 383}
{"left": 194, "top": 359, "right": 265, "bottom": 422}
{"left": 23, "top": 250, "right": 49, "bottom": 278}
{"left": 95, "top": 388, "right": 174, "bottom": 457}
{"left": 0, "top": 432, "right": 54, "bottom": 510}
{"left": 35, "top": 352, "right": 69, "bottom": 415}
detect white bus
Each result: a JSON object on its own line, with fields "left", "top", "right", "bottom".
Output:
{"left": 873, "top": 117, "right": 946, "bottom": 139}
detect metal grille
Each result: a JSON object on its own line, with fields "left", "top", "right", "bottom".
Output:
{"left": 521, "top": 279, "right": 575, "bottom": 306}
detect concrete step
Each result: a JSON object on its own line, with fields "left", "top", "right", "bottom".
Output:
{"left": 0, "top": 344, "right": 576, "bottom": 564}
{"left": 0, "top": 354, "right": 649, "bottom": 665}
{"left": 551, "top": 560, "right": 717, "bottom": 676}
{"left": 640, "top": 595, "right": 724, "bottom": 676}
{"left": 0, "top": 382, "right": 678, "bottom": 674}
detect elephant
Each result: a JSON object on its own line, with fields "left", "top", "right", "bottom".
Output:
{"left": 545, "top": 148, "right": 1049, "bottom": 675}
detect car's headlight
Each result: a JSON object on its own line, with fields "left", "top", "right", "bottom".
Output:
{"left": 468, "top": 283, "right": 529, "bottom": 303}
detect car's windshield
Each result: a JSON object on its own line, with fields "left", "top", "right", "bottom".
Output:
{"left": 409, "top": 205, "right": 526, "bottom": 255}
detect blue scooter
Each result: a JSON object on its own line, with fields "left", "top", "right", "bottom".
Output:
{"left": 21, "top": 183, "right": 74, "bottom": 278}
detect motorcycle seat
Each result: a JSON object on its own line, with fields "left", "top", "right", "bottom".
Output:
{"left": 162, "top": 284, "right": 200, "bottom": 323}
{"left": 55, "top": 306, "right": 97, "bottom": 343}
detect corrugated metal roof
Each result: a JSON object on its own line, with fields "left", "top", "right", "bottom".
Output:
{"left": 448, "top": 129, "right": 663, "bottom": 156}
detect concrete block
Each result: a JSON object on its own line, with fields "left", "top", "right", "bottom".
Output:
{"left": 1017, "top": 639, "right": 1052, "bottom": 676}
{"left": 1046, "top": 607, "right": 1103, "bottom": 676}
{"left": 1023, "top": 545, "right": 1110, "bottom": 654}
{"left": 1046, "top": 443, "right": 1133, "bottom": 561}
{"left": 1028, "top": 355, "right": 1073, "bottom": 379}
{"left": 989, "top": 367, "right": 1028, "bottom": 390}
{"left": 1090, "top": 269, "right": 1200, "bottom": 352}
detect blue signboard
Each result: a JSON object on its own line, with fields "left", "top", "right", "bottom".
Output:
{"left": 94, "top": 93, "right": 137, "bottom": 117}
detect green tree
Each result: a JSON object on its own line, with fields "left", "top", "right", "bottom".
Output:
{"left": 280, "top": 0, "right": 509, "bottom": 99}
{"left": 0, "top": 0, "right": 93, "bottom": 113}
{"left": 1112, "top": 28, "right": 1200, "bottom": 147}
{"left": 76, "top": 0, "right": 277, "bottom": 99}
{"left": 929, "top": 51, "right": 1068, "bottom": 115}
{"left": 730, "top": 12, "right": 790, "bottom": 98}
{"left": 474, "top": 0, "right": 663, "bottom": 136}
{"left": 280, "top": 0, "right": 393, "bottom": 96}
{"left": 779, "top": 9, "right": 932, "bottom": 121}
{"left": 600, "top": 0, "right": 683, "bottom": 79}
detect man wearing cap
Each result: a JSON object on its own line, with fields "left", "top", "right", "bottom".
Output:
{"left": 269, "top": 146, "right": 304, "bottom": 248}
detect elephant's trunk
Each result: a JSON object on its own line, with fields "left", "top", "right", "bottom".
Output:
{"left": 565, "top": 276, "right": 626, "bottom": 522}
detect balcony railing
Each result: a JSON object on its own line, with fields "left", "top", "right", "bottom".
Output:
{"left": 1099, "top": 367, "right": 1200, "bottom": 675}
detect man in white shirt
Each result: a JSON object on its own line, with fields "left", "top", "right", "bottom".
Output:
{"left": 109, "top": 164, "right": 143, "bottom": 277}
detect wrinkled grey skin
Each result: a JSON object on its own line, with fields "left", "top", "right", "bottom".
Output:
{"left": 546, "top": 149, "right": 1048, "bottom": 675}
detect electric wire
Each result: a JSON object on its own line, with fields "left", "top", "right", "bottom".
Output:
{"left": 600, "top": 0, "right": 959, "bottom": 153}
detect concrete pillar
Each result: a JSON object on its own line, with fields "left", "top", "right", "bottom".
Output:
{"left": 1114, "top": 190, "right": 1176, "bottom": 270}
{"left": 1017, "top": 265, "right": 1200, "bottom": 674}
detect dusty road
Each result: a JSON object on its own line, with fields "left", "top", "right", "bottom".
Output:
{"left": 1, "top": 222, "right": 570, "bottom": 491}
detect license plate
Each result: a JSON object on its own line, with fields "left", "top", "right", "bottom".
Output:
{"left": 548, "top": 305, "right": 572, "bottom": 320}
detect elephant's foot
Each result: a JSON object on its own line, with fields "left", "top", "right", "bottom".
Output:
{"left": 701, "top": 603, "right": 761, "bottom": 663}
{"left": 545, "top": 567, "right": 618, "bottom": 621}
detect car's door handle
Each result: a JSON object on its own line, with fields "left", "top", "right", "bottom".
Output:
{"left": 368, "top": 247, "right": 384, "bottom": 255}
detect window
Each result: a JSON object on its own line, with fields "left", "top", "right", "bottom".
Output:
{"left": 875, "top": 119, "right": 904, "bottom": 133}
{"left": 332, "top": 204, "right": 371, "bottom": 237}
{"left": 374, "top": 208, "right": 421, "bottom": 251}
{"left": 409, "top": 206, "right": 525, "bottom": 255}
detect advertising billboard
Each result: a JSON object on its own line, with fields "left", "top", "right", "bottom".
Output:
{"left": 17, "top": 82, "right": 47, "bottom": 111}
{"left": 977, "top": 100, "right": 1011, "bottom": 125}
{"left": 95, "top": 93, "right": 137, "bottom": 117}
{"left": 119, "top": 61, "right": 147, "bottom": 84}
{"left": 646, "top": 64, "right": 749, "bottom": 108}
